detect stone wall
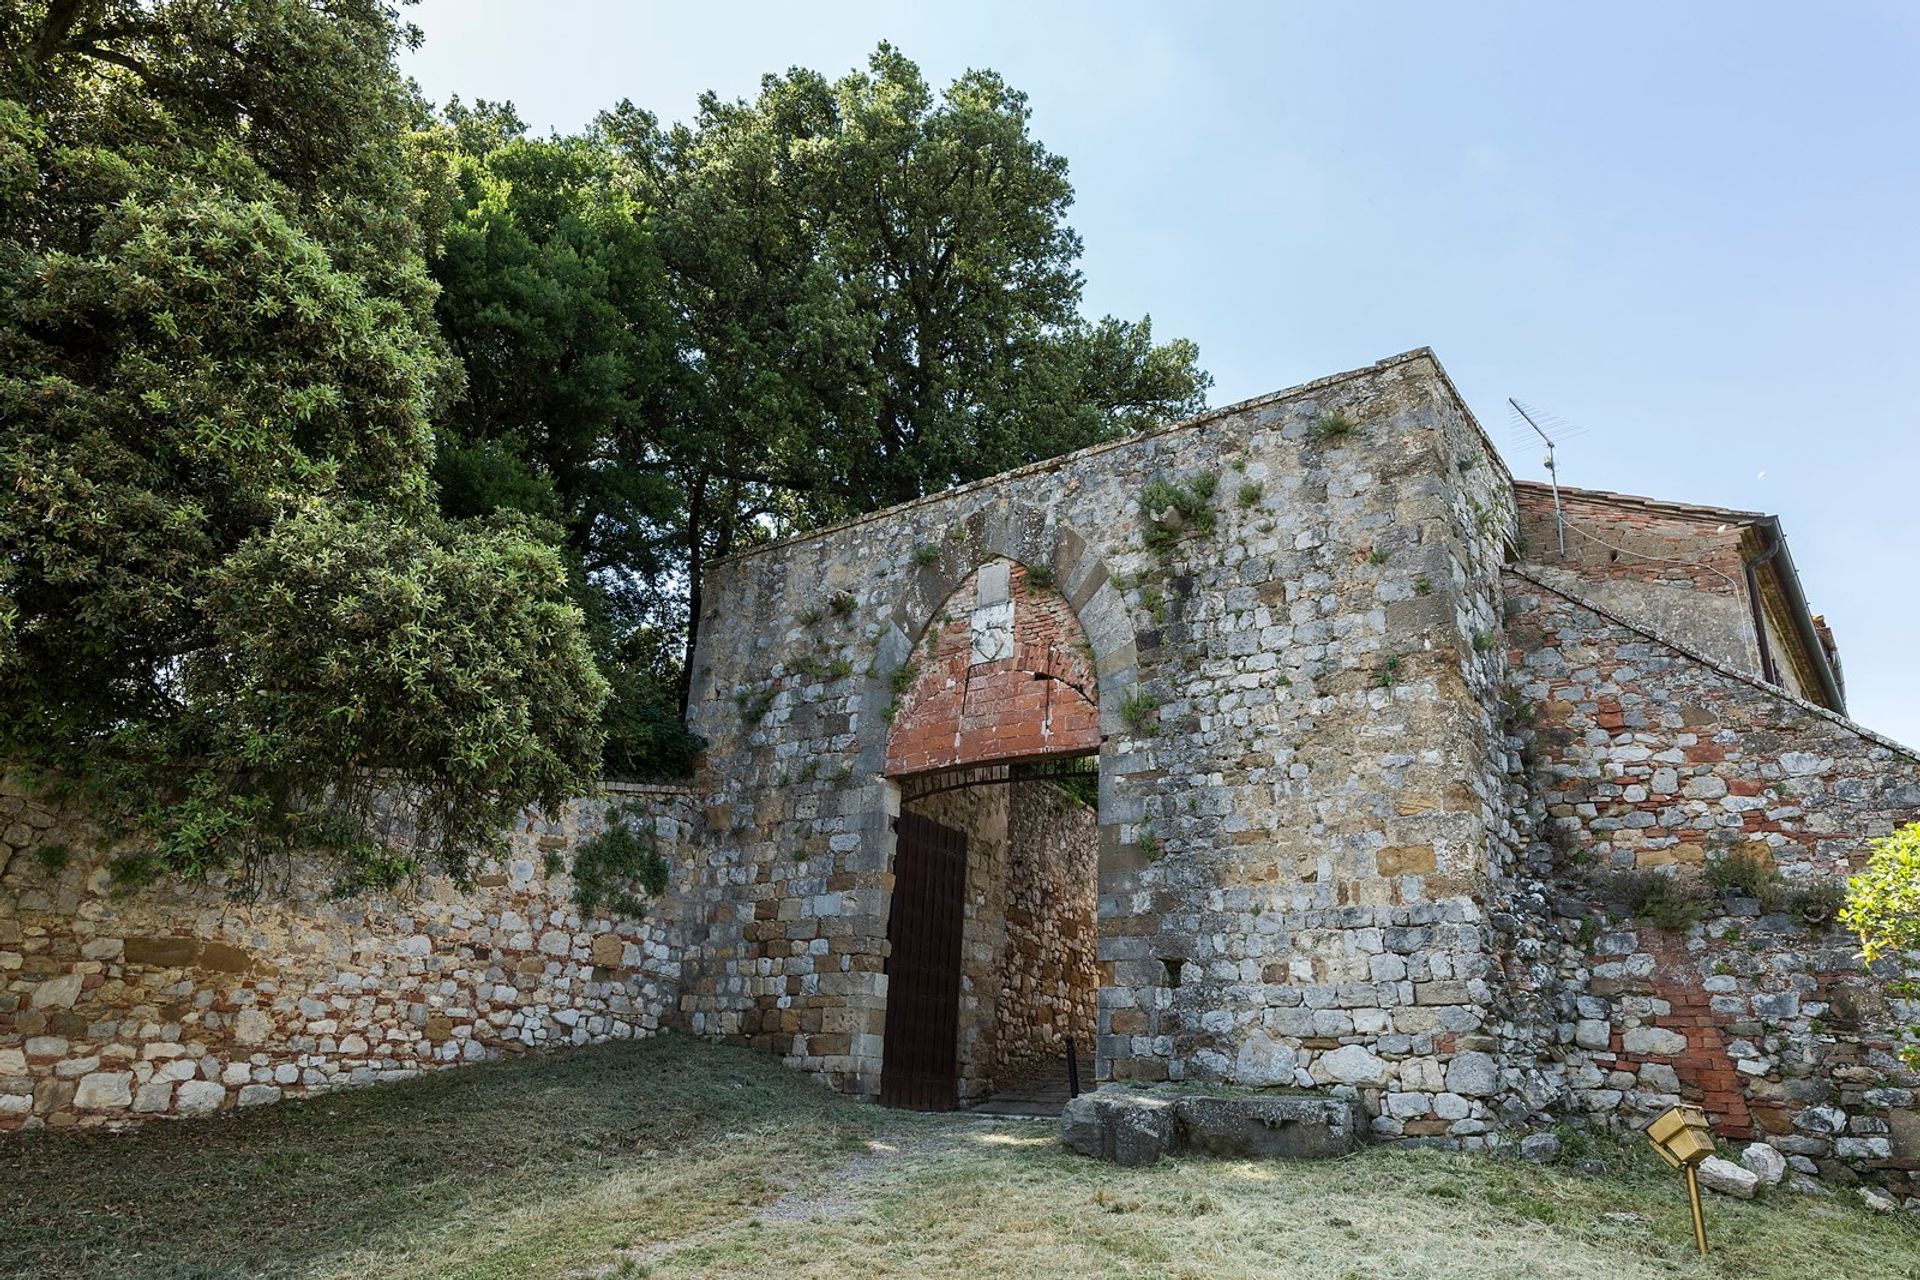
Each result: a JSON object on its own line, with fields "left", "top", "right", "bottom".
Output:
{"left": 0, "top": 781, "right": 695, "bottom": 1130}
{"left": 992, "top": 782, "right": 1098, "bottom": 1085}
{"left": 1492, "top": 567, "right": 1920, "bottom": 1190}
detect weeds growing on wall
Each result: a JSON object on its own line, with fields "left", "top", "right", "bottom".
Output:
{"left": 1706, "top": 850, "right": 1849, "bottom": 926}
{"left": 1025, "top": 562, "right": 1056, "bottom": 589}
{"left": 1604, "top": 870, "right": 1710, "bottom": 932}
{"left": 550, "top": 806, "right": 670, "bottom": 919}
{"left": 1314, "top": 411, "right": 1356, "bottom": 441}
{"left": 1121, "top": 688, "right": 1161, "bottom": 735}
{"left": 735, "top": 685, "right": 777, "bottom": 725}
{"left": 1138, "top": 471, "right": 1219, "bottom": 554}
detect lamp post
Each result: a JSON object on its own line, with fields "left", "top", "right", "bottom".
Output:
{"left": 1646, "top": 1105, "right": 1717, "bottom": 1256}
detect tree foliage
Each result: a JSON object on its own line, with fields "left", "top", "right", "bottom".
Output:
{"left": 431, "top": 45, "right": 1211, "bottom": 750}
{"left": 425, "top": 101, "right": 699, "bottom": 778}
{"left": 1844, "top": 824, "right": 1920, "bottom": 962}
{"left": 2, "top": 12, "right": 1208, "bottom": 896}
{"left": 1841, "top": 823, "right": 1920, "bottom": 1066}
{"left": 1, "top": 1, "right": 605, "bottom": 889}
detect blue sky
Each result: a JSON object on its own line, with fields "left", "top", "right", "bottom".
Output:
{"left": 404, "top": 1, "right": 1920, "bottom": 742}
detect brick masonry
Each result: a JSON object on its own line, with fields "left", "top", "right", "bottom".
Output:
{"left": 1493, "top": 568, "right": 1920, "bottom": 1189}
{"left": 886, "top": 560, "right": 1100, "bottom": 775}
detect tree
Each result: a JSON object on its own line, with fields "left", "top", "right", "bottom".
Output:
{"left": 0, "top": 1, "right": 606, "bottom": 888}
{"left": 600, "top": 44, "right": 1211, "bottom": 696}
{"left": 1842, "top": 822, "right": 1920, "bottom": 1066}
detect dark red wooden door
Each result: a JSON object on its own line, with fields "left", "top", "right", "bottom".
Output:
{"left": 880, "top": 811, "right": 968, "bottom": 1110}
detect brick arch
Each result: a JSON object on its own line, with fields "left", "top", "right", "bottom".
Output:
{"left": 855, "top": 498, "right": 1141, "bottom": 771}
{"left": 884, "top": 559, "right": 1100, "bottom": 776}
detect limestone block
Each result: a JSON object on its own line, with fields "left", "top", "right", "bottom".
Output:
{"left": 1520, "top": 1132, "right": 1561, "bottom": 1162}
{"left": 175, "top": 1080, "right": 226, "bottom": 1114}
{"left": 237, "top": 1084, "right": 283, "bottom": 1107}
{"left": 1620, "top": 1026, "right": 1686, "bottom": 1056}
{"left": 1174, "top": 1094, "right": 1367, "bottom": 1159}
{"left": 29, "top": 972, "right": 84, "bottom": 1009}
{"left": 232, "top": 1009, "right": 272, "bottom": 1045}
{"left": 1445, "top": 1051, "right": 1498, "bottom": 1098}
{"left": 73, "top": 1071, "right": 133, "bottom": 1110}
{"left": 1740, "top": 1142, "right": 1787, "bottom": 1186}
{"left": 1059, "top": 1089, "right": 1175, "bottom": 1166}
{"left": 1320, "top": 1044, "right": 1390, "bottom": 1086}
{"left": 1697, "top": 1156, "right": 1759, "bottom": 1199}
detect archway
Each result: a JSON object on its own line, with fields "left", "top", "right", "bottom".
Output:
{"left": 878, "top": 557, "right": 1104, "bottom": 1111}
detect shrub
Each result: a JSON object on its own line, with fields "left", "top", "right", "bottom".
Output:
{"left": 1139, "top": 472, "right": 1219, "bottom": 552}
{"left": 1706, "top": 849, "right": 1787, "bottom": 912}
{"left": 912, "top": 543, "right": 940, "bottom": 566}
{"left": 1788, "top": 878, "right": 1848, "bottom": 927}
{"left": 1314, "top": 411, "right": 1356, "bottom": 440}
{"left": 1606, "top": 870, "right": 1711, "bottom": 931}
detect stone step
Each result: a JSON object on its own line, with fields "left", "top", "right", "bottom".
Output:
{"left": 1060, "top": 1087, "right": 1367, "bottom": 1165}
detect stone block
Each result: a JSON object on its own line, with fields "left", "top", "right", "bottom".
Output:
{"left": 1445, "top": 1051, "right": 1498, "bottom": 1098}
{"left": 1059, "top": 1089, "right": 1175, "bottom": 1167}
{"left": 1620, "top": 1025, "right": 1687, "bottom": 1057}
{"left": 73, "top": 1071, "right": 132, "bottom": 1110}
{"left": 1319, "top": 1043, "right": 1390, "bottom": 1086}
{"left": 1174, "top": 1094, "right": 1368, "bottom": 1159}
{"left": 1740, "top": 1141, "right": 1787, "bottom": 1186}
{"left": 1697, "top": 1155, "right": 1759, "bottom": 1199}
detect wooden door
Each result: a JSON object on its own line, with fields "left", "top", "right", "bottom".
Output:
{"left": 880, "top": 811, "right": 968, "bottom": 1110}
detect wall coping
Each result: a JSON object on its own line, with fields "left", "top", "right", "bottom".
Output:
{"left": 1506, "top": 564, "right": 1920, "bottom": 763}
{"left": 708, "top": 346, "right": 1514, "bottom": 571}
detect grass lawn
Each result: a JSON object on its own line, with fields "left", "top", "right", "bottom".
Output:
{"left": 3, "top": 1038, "right": 1917, "bottom": 1280}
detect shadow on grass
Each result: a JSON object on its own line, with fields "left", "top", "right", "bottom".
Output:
{"left": 0, "top": 1036, "right": 860, "bottom": 1280}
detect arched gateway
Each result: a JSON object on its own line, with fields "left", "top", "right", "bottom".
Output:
{"left": 878, "top": 558, "right": 1106, "bottom": 1108}
{"left": 681, "top": 350, "right": 1523, "bottom": 1139}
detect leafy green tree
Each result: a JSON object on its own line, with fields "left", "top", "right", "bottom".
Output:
{"left": 599, "top": 44, "right": 1211, "bottom": 695}
{"left": 1843, "top": 822, "right": 1920, "bottom": 1066}
{"left": 1, "top": 1, "right": 605, "bottom": 888}
{"left": 1844, "top": 823, "right": 1920, "bottom": 960}
{"left": 425, "top": 102, "right": 701, "bottom": 777}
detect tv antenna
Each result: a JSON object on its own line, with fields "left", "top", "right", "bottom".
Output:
{"left": 1508, "top": 398, "right": 1574, "bottom": 558}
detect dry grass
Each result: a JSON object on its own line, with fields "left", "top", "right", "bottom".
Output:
{"left": 4, "top": 1038, "right": 1917, "bottom": 1280}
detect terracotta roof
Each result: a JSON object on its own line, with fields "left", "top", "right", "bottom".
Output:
{"left": 1512, "top": 479, "right": 1768, "bottom": 525}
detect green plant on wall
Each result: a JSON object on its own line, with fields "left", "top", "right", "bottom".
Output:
{"left": 1025, "top": 562, "right": 1056, "bottom": 589}
{"left": 735, "top": 685, "right": 777, "bottom": 725}
{"left": 882, "top": 658, "right": 920, "bottom": 724}
{"left": 551, "top": 807, "right": 670, "bottom": 919}
{"left": 1605, "top": 869, "right": 1710, "bottom": 932}
{"left": 1121, "top": 688, "right": 1161, "bottom": 735}
{"left": 1314, "top": 410, "right": 1356, "bottom": 441}
{"left": 1139, "top": 582, "right": 1166, "bottom": 624}
{"left": 1138, "top": 471, "right": 1219, "bottom": 553}
{"left": 1845, "top": 826, "right": 1920, "bottom": 1064}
